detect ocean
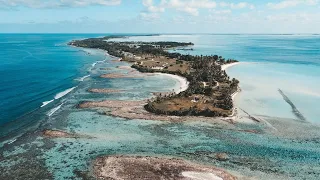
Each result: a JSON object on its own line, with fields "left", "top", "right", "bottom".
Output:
{"left": 1, "top": 34, "right": 320, "bottom": 180}
{"left": 0, "top": 34, "right": 110, "bottom": 137}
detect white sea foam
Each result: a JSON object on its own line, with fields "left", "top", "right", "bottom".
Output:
{"left": 76, "top": 75, "right": 91, "bottom": 82}
{"left": 91, "top": 62, "right": 98, "bottom": 68}
{"left": 92, "top": 61, "right": 104, "bottom": 67}
{"left": 47, "top": 103, "right": 64, "bottom": 117}
{"left": 54, "top": 87, "right": 77, "bottom": 100}
{"left": 7, "top": 138, "right": 17, "bottom": 145}
{"left": 90, "top": 60, "right": 106, "bottom": 71}
{"left": 41, "top": 99, "right": 54, "bottom": 107}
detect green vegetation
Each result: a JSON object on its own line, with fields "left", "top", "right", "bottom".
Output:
{"left": 70, "top": 35, "right": 239, "bottom": 117}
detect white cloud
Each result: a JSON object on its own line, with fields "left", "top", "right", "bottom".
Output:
{"left": 139, "top": 12, "right": 160, "bottom": 21}
{"left": 220, "top": 2, "right": 255, "bottom": 9}
{"left": 265, "top": 12, "right": 320, "bottom": 22}
{"left": 0, "top": 0, "right": 121, "bottom": 8}
{"left": 211, "top": 9, "right": 232, "bottom": 15}
{"left": 163, "top": 0, "right": 217, "bottom": 9}
{"left": 267, "top": 0, "right": 318, "bottom": 9}
{"left": 142, "top": 0, "right": 165, "bottom": 13}
{"left": 142, "top": 0, "right": 217, "bottom": 16}
{"left": 172, "top": 16, "right": 185, "bottom": 23}
{"left": 178, "top": 7, "right": 199, "bottom": 16}
{"left": 142, "top": 1, "right": 255, "bottom": 16}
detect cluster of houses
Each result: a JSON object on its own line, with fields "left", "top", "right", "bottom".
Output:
{"left": 133, "top": 58, "right": 169, "bottom": 70}
{"left": 127, "top": 43, "right": 161, "bottom": 49}
{"left": 123, "top": 52, "right": 142, "bottom": 60}
{"left": 151, "top": 62, "right": 168, "bottom": 70}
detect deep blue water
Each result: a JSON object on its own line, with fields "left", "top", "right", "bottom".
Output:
{"left": 0, "top": 34, "right": 108, "bottom": 126}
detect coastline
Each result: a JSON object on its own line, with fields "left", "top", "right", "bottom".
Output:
{"left": 153, "top": 73, "right": 189, "bottom": 94}
{"left": 70, "top": 37, "right": 240, "bottom": 117}
{"left": 221, "top": 62, "right": 242, "bottom": 118}
{"left": 70, "top": 35, "right": 239, "bottom": 117}
{"left": 221, "top": 62, "right": 241, "bottom": 71}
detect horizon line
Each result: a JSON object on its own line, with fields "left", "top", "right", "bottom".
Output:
{"left": 0, "top": 33, "right": 320, "bottom": 35}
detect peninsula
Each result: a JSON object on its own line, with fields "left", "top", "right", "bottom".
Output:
{"left": 70, "top": 36, "right": 239, "bottom": 117}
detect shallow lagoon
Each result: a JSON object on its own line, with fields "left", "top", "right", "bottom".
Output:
{"left": 114, "top": 34, "right": 320, "bottom": 123}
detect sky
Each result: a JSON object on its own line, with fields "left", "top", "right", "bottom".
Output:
{"left": 0, "top": 0, "right": 320, "bottom": 33}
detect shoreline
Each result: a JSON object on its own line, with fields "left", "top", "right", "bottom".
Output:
{"left": 112, "top": 65, "right": 190, "bottom": 94}
{"left": 221, "top": 62, "right": 241, "bottom": 71}
{"left": 229, "top": 86, "right": 241, "bottom": 118}
{"left": 153, "top": 73, "right": 189, "bottom": 94}
{"left": 221, "top": 62, "right": 242, "bottom": 118}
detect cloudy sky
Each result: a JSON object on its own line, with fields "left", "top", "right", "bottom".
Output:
{"left": 0, "top": 0, "right": 320, "bottom": 33}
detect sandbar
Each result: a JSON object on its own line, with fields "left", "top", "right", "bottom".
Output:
{"left": 93, "top": 155, "right": 237, "bottom": 180}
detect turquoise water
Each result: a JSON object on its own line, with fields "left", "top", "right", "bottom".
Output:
{"left": 1, "top": 34, "right": 320, "bottom": 180}
{"left": 114, "top": 34, "right": 320, "bottom": 123}
{"left": 228, "top": 62, "right": 320, "bottom": 122}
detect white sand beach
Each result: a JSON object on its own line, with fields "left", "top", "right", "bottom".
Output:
{"left": 221, "top": 62, "right": 241, "bottom": 71}
{"left": 154, "top": 73, "right": 189, "bottom": 94}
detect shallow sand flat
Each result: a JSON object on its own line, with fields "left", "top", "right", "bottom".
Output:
{"left": 93, "top": 156, "right": 237, "bottom": 180}
{"left": 100, "top": 73, "right": 141, "bottom": 79}
{"left": 88, "top": 88, "right": 123, "bottom": 93}
{"left": 42, "top": 130, "right": 93, "bottom": 139}
{"left": 43, "top": 129, "right": 75, "bottom": 138}
{"left": 117, "top": 65, "right": 133, "bottom": 70}
{"left": 77, "top": 100, "right": 146, "bottom": 109}
{"left": 77, "top": 100, "right": 183, "bottom": 122}
{"left": 99, "top": 67, "right": 112, "bottom": 70}
{"left": 42, "top": 130, "right": 92, "bottom": 139}
{"left": 77, "top": 100, "right": 261, "bottom": 133}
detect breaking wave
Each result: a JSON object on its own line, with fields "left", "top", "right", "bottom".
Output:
{"left": 54, "top": 87, "right": 77, "bottom": 100}
{"left": 41, "top": 99, "right": 54, "bottom": 108}
{"left": 47, "top": 103, "right": 64, "bottom": 117}
{"left": 76, "top": 75, "right": 90, "bottom": 82}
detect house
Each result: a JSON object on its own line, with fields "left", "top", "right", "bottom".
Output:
{"left": 202, "top": 82, "right": 209, "bottom": 88}
{"left": 151, "top": 66, "right": 164, "bottom": 70}
{"left": 152, "top": 45, "right": 161, "bottom": 49}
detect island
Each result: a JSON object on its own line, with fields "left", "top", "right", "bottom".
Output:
{"left": 69, "top": 36, "right": 239, "bottom": 117}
